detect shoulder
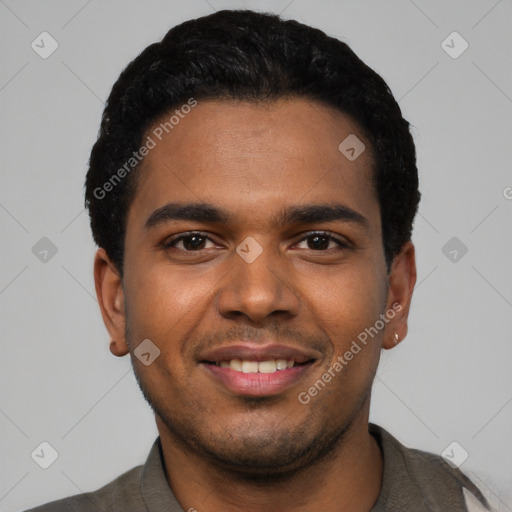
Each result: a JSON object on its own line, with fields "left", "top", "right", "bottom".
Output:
{"left": 370, "top": 423, "right": 493, "bottom": 511}
{"left": 24, "top": 464, "right": 144, "bottom": 512}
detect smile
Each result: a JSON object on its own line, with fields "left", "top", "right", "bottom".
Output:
{"left": 199, "top": 343, "right": 319, "bottom": 397}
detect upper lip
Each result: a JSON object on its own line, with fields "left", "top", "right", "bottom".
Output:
{"left": 199, "top": 343, "right": 319, "bottom": 365}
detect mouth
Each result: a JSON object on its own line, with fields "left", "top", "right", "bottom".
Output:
{"left": 199, "top": 344, "right": 318, "bottom": 397}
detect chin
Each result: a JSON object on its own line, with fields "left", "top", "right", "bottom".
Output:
{"left": 162, "top": 409, "right": 351, "bottom": 481}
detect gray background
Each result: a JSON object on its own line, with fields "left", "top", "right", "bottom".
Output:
{"left": 1, "top": 0, "right": 511, "bottom": 510}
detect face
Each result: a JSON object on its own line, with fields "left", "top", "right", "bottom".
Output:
{"left": 95, "top": 97, "right": 415, "bottom": 476}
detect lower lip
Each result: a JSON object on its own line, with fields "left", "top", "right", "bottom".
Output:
{"left": 202, "top": 363, "right": 313, "bottom": 397}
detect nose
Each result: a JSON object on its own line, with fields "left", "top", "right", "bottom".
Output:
{"left": 216, "top": 240, "right": 300, "bottom": 324}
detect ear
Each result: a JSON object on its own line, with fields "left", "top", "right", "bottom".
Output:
{"left": 382, "top": 241, "right": 417, "bottom": 350}
{"left": 93, "top": 248, "right": 129, "bottom": 357}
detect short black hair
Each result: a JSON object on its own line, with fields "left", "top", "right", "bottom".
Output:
{"left": 85, "top": 9, "right": 420, "bottom": 276}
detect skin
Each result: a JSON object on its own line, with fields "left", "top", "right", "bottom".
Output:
{"left": 94, "top": 98, "right": 416, "bottom": 512}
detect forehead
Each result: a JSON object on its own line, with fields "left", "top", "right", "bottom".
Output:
{"left": 128, "top": 98, "right": 379, "bottom": 231}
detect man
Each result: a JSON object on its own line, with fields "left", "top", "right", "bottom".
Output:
{"left": 28, "top": 9, "right": 493, "bottom": 512}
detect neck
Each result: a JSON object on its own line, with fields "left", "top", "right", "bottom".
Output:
{"left": 157, "top": 411, "right": 383, "bottom": 512}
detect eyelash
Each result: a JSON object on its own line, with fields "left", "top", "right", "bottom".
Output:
{"left": 163, "top": 231, "right": 351, "bottom": 252}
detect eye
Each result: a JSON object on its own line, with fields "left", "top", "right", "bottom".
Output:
{"left": 162, "top": 231, "right": 351, "bottom": 254}
{"left": 164, "top": 232, "right": 217, "bottom": 251}
{"left": 295, "top": 232, "right": 350, "bottom": 251}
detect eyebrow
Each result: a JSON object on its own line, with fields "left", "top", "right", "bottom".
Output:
{"left": 144, "top": 202, "right": 368, "bottom": 230}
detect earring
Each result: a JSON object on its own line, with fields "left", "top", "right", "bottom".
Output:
{"left": 394, "top": 332, "right": 400, "bottom": 344}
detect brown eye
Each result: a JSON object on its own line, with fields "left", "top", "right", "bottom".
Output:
{"left": 307, "top": 234, "right": 330, "bottom": 250}
{"left": 296, "top": 232, "right": 349, "bottom": 251}
{"left": 165, "top": 232, "right": 214, "bottom": 251}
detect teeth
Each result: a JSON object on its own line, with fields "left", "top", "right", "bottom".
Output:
{"left": 258, "top": 360, "right": 276, "bottom": 373}
{"left": 276, "top": 359, "right": 288, "bottom": 370}
{"left": 241, "top": 361, "right": 259, "bottom": 373}
{"left": 222, "top": 359, "right": 295, "bottom": 373}
{"left": 230, "top": 359, "right": 243, "bottom": 371}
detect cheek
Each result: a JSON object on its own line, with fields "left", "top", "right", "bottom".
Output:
{"left": 124, "top": 262, "right": 212, "bottom": 338}
{"left": 311, "top": 260, "right": 385, "bottom": 320}
{"left": 123, "top": 262, "right": 224, "bottom": 391}
{"left": 302, "top": 262, "right": 387, "bottom": 366}
{"left": 122, "top": 265, "right": 204, "bottom": 398}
